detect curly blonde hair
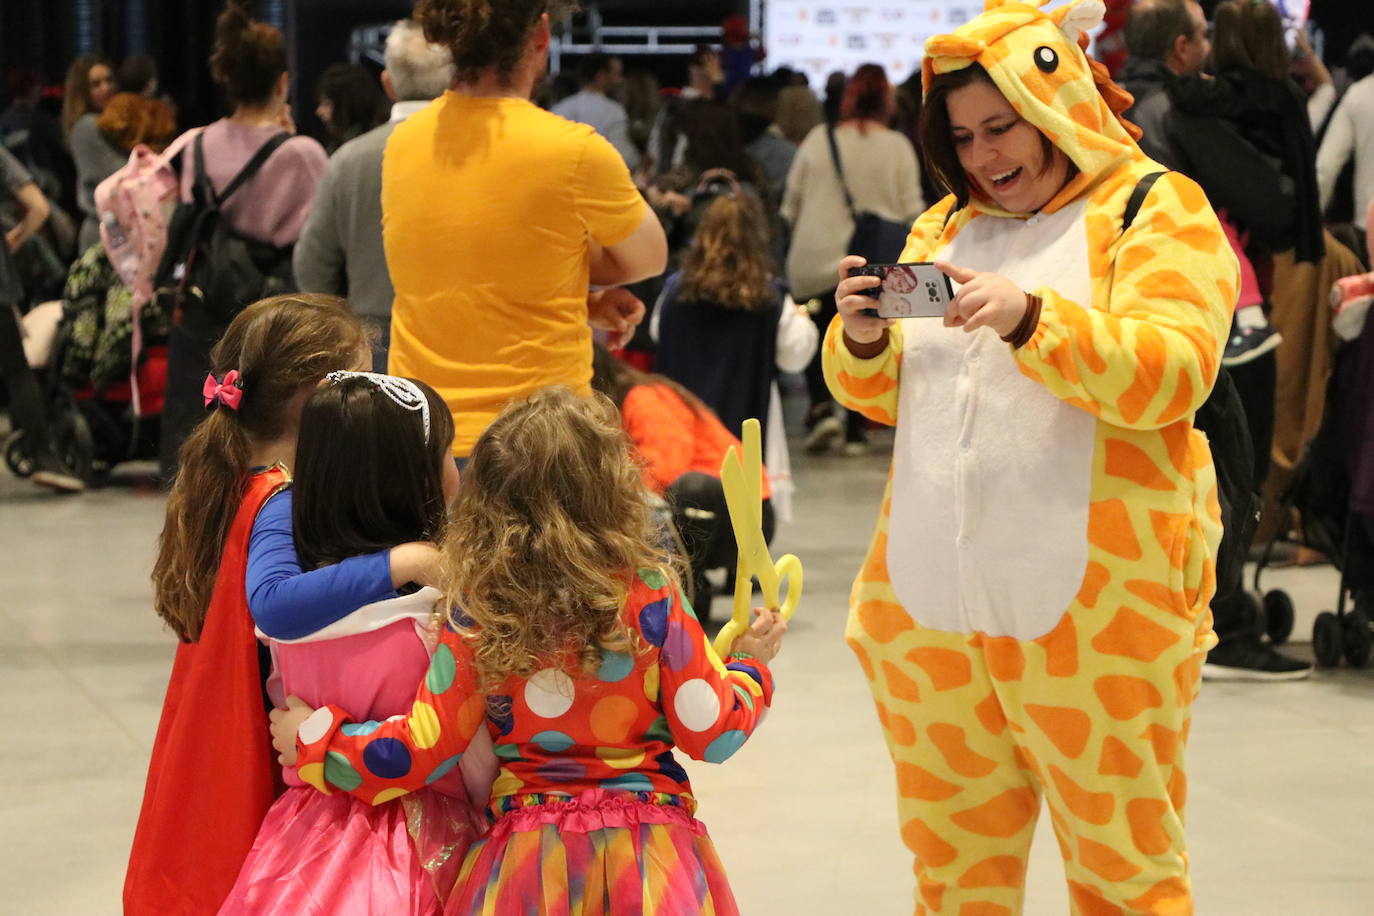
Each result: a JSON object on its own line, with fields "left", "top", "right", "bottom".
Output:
{"left": 442, "top": 387, "right": 682, "bottom": 688}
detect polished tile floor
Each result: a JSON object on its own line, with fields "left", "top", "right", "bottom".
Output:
{"left": 2, "top": 424, "right": 1371, "bottom": 915}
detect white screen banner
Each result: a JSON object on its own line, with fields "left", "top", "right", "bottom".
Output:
{"left": 762, "top": 0, "right": 981, "bottom": 89}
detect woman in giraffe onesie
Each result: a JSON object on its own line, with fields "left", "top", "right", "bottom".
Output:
{"left": 824, "top": 1, "right": 1237, "bottom": 914}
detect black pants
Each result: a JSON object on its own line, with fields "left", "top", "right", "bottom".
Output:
{"left": 0, "top": 302, "right": 58, "bottom": 465}
{"left": 802, "top": 289, "right": 867, "bottom": 442}
{"left": 1210, "top": 351, "right": 1277, "bottom": 644}
{"left": 667, "top": 471, "right": 776, "bottom": 614}
{"left": 159, "top": 317, "right": 226, "bottom": 481}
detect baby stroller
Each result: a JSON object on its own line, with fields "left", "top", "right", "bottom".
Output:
{"left": 4, "top": 244, "right": 168, "bottom": 483}
{"left": 1252, "top": 303, "right": 1374, "bottom": 669}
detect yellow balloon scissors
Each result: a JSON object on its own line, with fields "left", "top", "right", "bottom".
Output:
{"left": 712, "top": 418, "right": 803, "bottom": 657}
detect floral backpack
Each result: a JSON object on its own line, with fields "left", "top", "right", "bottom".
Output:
{"left": 93, "top": 128, "right": 200, "bottom": 311}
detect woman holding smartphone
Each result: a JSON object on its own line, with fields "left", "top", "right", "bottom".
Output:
{"left": 823, "top": 1, "right": 1237, "bottom": 913}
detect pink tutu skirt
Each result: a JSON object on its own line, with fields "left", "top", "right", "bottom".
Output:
{"left": 219, "top": 786, "right": 483, "bottom": 916}
{"left": 446, "top": 790, "right": 738, "bottom": 916}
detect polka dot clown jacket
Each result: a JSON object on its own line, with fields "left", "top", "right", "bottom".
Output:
{"left": 293, "top": 569, "right": 773, "bottom": 812}
{"left": 821, "top": 0, "right": 1239, "bottom": 644}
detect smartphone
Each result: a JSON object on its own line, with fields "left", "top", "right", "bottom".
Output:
{"left": 847, "top": 262, "right": 955, "bottom": 319}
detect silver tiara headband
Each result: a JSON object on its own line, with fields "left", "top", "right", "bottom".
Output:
{"left": 324, "top": 371, "right": 430, "bottom": 442}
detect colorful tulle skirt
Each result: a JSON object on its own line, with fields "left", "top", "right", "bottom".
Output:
{"left": 445, "top": 790, "right": 738, "bottom": 916}
{"left": 218, "top": 785, "right": 484, "bottom": 916}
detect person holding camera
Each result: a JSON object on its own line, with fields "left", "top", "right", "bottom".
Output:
{"left": 822, "top": 2, "right": 1236, "bottom": 912}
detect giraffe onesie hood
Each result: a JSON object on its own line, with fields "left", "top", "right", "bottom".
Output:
{"left": 822, "top": 1, "right": 1237, "bottom": 913}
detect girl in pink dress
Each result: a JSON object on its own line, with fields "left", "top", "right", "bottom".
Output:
{"left": 219, "top": 372, "right": 494, "bottom": 916}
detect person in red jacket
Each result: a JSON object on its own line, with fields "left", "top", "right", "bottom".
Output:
{"left": 592, "top": 345, "right": 774, "bottom": 618}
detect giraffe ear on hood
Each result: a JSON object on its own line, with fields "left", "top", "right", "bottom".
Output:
{"left": 1050, "top": 0, "right": 1106, "bottom": 44}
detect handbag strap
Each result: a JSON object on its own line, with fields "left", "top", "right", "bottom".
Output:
{"left": 824, "top": 124, "right": 859, "bottom": 221}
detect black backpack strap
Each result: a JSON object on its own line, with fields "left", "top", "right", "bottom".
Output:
{"left": 824, "top": 125, "right": 859, "bottom": 220}
{"left": 191, "top": 131, "right": 216, "bottom": 206}
{"left": 214, "top": 132, "right": 292, "bottom": 206}
{"left": 1122, "top": 170, "right": 1167, "bottom": 233}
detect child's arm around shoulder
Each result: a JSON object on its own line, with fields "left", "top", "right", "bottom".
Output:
{"left": 273, "top": 625, "right": 485, "bottom": 804}
{"left": 641, "top": 570, "right": 785, "bottom": 763}
{"left": 247, "top": 489, "right": 442, "bottom": 640}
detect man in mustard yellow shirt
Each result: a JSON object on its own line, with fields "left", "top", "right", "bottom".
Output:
{"left": 382, "top": 1, "right": 667, "bottom": 456}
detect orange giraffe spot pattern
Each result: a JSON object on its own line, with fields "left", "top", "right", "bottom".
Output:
{"left": 1091, "top": 608, "right": 1182, "bottom": 662}
{"left": 1097, "top": 736, "right": 1144, "bottom": 778}
{"left": 957, "top": 855, "right": 1025, "bottom": 889}
{"left": 1087, "top": 500, "right": 1143, "bottom": 561}
{"left": 1126, "top": 797, "right": 1173, "bottom": 856}
{"left": 1126, "top": 876, "right": 1192, "bottom": 913}
{"left": 1103, "top": 439, "right": 1174, "bottom": 491}
{"left": 1068, "top": 881, "right": 1127, "bottom": 916}
{"left": 897, "top": 761, "right": 965, "bottom": 802}
{"left": 983, "top": 637, "right": 1026, "bottom": 682}
{"left": 974, "top": 691, "right": 1008, "bottom": 736}
{"left": 902, "top": 817, "right": 959, "bottom": 868}
{"left": 1025, "top": 704, "right": 1093, "bottom": 759}
{"left": 1034, "top": 613, "right": 1080, "bottom": 677}
{"left": 908, "top": 646, "right": 974, "bottom": 691}
{"left": 857, "top": 600, "right": 914, "bottom": 644}
{"left": 1078, "top": 837, "right": 1143, "bottom": 883}
{"left": 1093, "top": 675, "right": 1164, "bottom": 720}
{"left": 1049, "top": 764, "right": 1115, "bottom": 826}
{"left": 928, "top": 723, "right": 1000, "bottom": 778}
{"left": 957, "top": 904, "right": 1013, "bottom": 916}
{"left": 882, "top": 660, "right": 923, "bottom": 703}
{"left": 950, "top": 788, "right": 1039, "bottom": 839}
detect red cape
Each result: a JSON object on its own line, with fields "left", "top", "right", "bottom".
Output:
{"left": 124, "top": 467, "right": 288, "bottom": 915}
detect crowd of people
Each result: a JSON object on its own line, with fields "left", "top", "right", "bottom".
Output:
{"left": 2, "top": 0, "right": 1374, "bottom": 913}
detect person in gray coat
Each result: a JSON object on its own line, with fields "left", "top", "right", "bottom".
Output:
{"left": 293, "top": 18, "right": 453, "bottom": 371}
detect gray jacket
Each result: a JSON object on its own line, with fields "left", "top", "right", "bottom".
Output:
{"left": 292, "top": 117, "right": 402, "bottom": 320}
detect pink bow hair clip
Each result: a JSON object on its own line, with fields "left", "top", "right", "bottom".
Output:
{"left": 203, "top": 370, "right": 244, "bottom": 411}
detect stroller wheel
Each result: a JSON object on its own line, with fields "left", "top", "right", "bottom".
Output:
{"left": 3, "top": 430, "right": 35, "bottom": 478}
{"left": 1342, "top": 608, "right": 1372, "bottom": 669}
{"left": 1262, "top": 590, "right": 1295, "bottom": 646}
{"left": 1313, "top": 612, "right": 1344, "bottom": 668}
{"left": 50, "top": 399, "right": 94, "bottom": 483}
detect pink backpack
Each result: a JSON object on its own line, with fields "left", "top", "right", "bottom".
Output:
{"left": 94, "top": 128, "right": 200, "bottom": 309}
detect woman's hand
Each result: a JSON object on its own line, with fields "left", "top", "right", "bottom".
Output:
{"left": 935, "top": 261, "right": 1029, "bottom": 337}
{"left": 730, "top": 607, "right": 787, "bottom": 666}
{"left": 390, "top": 542, "right": 443, "bottom": 590}
{"left": 268, "top": 696, "right": 316, "bottom": 766}
{"left": 835, "top": 255, "right": 895, "bottom": 345}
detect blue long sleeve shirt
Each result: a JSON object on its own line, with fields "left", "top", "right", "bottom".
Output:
{"left": 246, "top": 490, "right": 396, "bottom": 640}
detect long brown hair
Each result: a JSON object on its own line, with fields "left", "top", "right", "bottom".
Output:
{"left": 151, "top": 295, "right": 367, "bottom": 642}
{"left": 62, "top": 54, "right": 111, "bottom": 138}
{"left": 676, "top": 192, "right": 775, "bottom": 310}
{"left": 1211, "top": 0, "right": 1290, "bottom": 82}
{"left": 443, "top": 387, "right": 680, "bottom": 688}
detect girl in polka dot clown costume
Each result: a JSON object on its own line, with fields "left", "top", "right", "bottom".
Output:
{"left": 270, "top": 386, "right": 788, "bottom": 915}
{"left": 221, "top": 371, "right": 496, "bottom": 915}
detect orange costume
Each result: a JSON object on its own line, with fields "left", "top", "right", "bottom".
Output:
{"left": 822, "top": 2, "right": 1237, "bottom": 913}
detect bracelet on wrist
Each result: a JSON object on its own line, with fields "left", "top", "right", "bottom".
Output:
{"left": 726, "top": 651, "right": 757, "bottom": 661}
